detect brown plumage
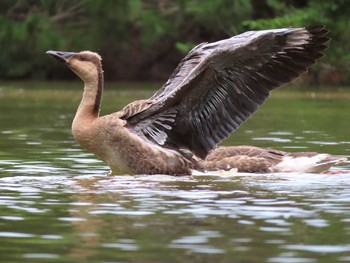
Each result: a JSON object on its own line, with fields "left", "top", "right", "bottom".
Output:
{"left": 46, "top": 26, "right": 347, "bottom": 175}
{"left": 201, "top": 146, "right": 346, "bottom": 173}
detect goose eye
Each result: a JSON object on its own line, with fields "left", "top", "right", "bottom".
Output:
{"left": 78, "top": 56, "right": 86, "bottom": 61}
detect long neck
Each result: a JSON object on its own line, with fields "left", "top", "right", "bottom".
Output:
{"left": 74, "top": 70, "right": 104, "bottom": 124}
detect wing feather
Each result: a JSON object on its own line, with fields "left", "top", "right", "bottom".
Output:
{"left": 124, "top": 25, "right": 329, "bottom": 158}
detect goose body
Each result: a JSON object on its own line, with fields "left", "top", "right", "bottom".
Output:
{"left": 202, "top": 146, "right": 346, "bottom": 173}
{"left": 47, "top": 25, "right": 347, "bottom": 175}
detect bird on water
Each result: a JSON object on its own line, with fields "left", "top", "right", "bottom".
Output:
{"left": 47, "top": 25, "right": 347, "bottom": 175}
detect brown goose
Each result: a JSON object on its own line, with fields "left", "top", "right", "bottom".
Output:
{"left": 47, "top": 25, "right": 347, "bottom": 175}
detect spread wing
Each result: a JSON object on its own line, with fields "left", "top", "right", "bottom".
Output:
{"left": 121, "top": 25, "right": 329, "bottom": 159}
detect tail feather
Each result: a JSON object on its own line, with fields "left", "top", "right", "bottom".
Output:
{"left": 274, "top": 154, "right": 347, "bottom": 173}
{"left": 309, "top": 156, "right": 347, "bottom": 173}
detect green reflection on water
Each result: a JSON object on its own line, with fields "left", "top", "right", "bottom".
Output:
{"left": 1, "top": 81, "right": 350, "bottom": 162}
{"left": 0, "top": 81, "right": 350, "bottom": 263}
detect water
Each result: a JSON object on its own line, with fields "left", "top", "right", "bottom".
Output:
{"left": 1, "top": 81, "right": 350, "bottom": 263}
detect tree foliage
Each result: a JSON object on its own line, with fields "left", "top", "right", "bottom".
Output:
{"left": 0, "top": 0, "right": 349, "bottom": 84}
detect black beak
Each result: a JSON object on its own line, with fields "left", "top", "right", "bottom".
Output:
{"left": 46, "top": 50, "right": 75, "bottom": 62}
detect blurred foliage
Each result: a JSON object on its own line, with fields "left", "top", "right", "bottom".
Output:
{"left": 0, "top": 0, "right": 349, "bottom": 84}
{"left": 244, "top": 0, "right": 350, "bottom": 84}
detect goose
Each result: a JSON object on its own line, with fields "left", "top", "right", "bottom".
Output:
{"left": 47, "top": 25, "right": 347, "bottom": 175}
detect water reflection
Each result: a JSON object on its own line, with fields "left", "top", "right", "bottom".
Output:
{"left": 1, "top": 83, "right": 350, "bottom": 262}
{"left": 0, "top": 174, "right": 349, "bottom": 261}
{"left": 2, "top": 163, "right": 350, "bottom": 262}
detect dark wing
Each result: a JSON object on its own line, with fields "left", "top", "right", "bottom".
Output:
{"left": 122, "top": 25, "right": 329, "bottom": 158}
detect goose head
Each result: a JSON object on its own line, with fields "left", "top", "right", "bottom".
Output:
{"left": 47, "top": 50, "right": 102, "bottom": 82}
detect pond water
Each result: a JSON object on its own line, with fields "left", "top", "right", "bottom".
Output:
{"left": 0, "top": 81, "right": 350, "bottom": 263}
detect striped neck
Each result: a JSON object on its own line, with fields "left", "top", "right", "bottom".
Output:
{"left": 73, "top": 67, "right": 103, "bottom": 125}
{"left": 92, "top": 69, "right": 104, "bottom": 116}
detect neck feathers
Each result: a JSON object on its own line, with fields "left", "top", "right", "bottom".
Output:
{"left": 93, "top": 69, "right": 104, "bottom": 116}
{"left": 75, "top": 65, "right": 103, "bottom": 122}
